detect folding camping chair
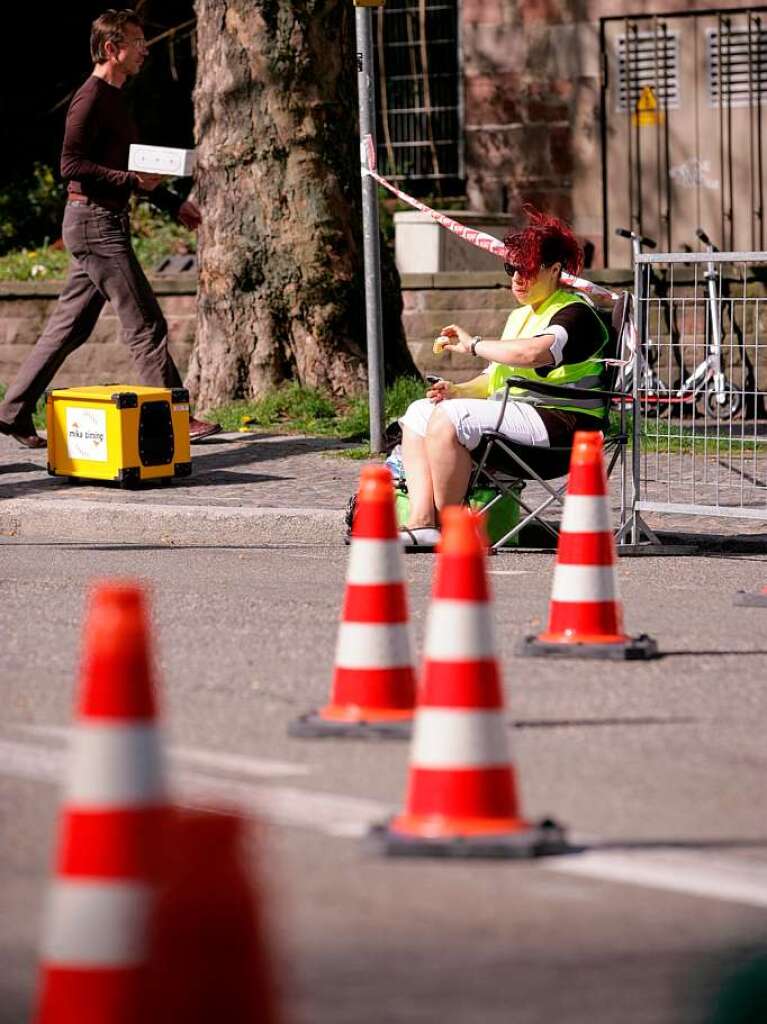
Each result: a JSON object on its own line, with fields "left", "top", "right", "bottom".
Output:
{"left": 468, "top": 292, "right": 633, "bottom": 551}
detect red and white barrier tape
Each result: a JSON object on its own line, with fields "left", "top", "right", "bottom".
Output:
{"left": 361, "top": 135, "right": 620, "bottom": 304}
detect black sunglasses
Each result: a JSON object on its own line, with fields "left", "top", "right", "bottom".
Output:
{"left": 503, "top": 261, "right": 560, "bottom": 278}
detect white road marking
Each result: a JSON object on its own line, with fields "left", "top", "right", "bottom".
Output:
{"left": 21, "top": 725, "right": 311, "bottom": 779}
{"left": 4, "top": 734, "right": 767, "bottom": 910}
{"left": 0, "top": 737, "right": 381, "bottom": 840}
{"left": 169, "top": 747, "right": 312, "bottom": 780}
{"left": 544, "top": 847, "right": 767, "bottom": 910}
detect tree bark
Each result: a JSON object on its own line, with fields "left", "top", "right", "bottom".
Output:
{"left": 188, "top": 0, "right": 415, "bottom": 409}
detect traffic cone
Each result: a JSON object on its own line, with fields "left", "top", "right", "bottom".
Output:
{"left": 520, "top": 432, "right": 658, "bottom": 660}
{"left": 734, "top": 585, "right": 767, "bottom": 607}
{"left": 146, "top": 809, "right": 280, "bottom": 1024}
{"left": 371, "top": 506, "right": 566, "bottom": 857}
{"left": 290, "top": 464, "right": 416, "bottom": 738}
{"left": 35, "top": 583, "right": 168, "bottom": 1024}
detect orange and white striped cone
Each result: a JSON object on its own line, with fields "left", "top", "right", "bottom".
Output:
{"left": 734, "top": 585, "right": 767, "bottom": 607}
{"left": 372, "top": 506, "right": 566, "bottom": 857}
{"left": 146, "top": 810, "right": 280, "bottom": 1024}
{"left": 289, "top": 464, "right": 416, "bottom": 738}
{"left": 35, "top": 583, "right": 168, "bottom": 1024}
{"left": 520, "top": 432, "right": 658, "bottom": 660}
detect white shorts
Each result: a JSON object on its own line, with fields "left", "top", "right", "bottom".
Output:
{"left": 399, "top": 397, "right": 550, "bottom": 451}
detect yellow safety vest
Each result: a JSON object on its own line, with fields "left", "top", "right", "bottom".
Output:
{"left": 485, "top": 289, "right": 609, "bottom": 419}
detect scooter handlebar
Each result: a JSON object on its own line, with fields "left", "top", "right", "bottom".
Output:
{"left": 615, "top": 227, "right": 657, "bottom": 248}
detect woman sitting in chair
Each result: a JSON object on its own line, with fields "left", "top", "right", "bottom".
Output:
{"left": 398, "top": 206, "right": 609, "bottom": 548}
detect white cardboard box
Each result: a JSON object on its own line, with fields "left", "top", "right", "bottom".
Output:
{"left": 128, "top": 144, "right": 196, "bottom": 177}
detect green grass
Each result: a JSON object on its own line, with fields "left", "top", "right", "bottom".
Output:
{"left": 208, "top": 376, "right": 425, "bottom": 456}
{"left": 0, "top": 381, "right": 48, "bottom": 429}
{"left": 0, "top": 203, "right": 195, "bottom": 282}
{"left": 0, "top": 246, "right": 70, "bottom": 282}
{"left": 6, "top": 369, "right": 764, "bottom": 459}
{"left": 616, "top": 410, "right": 767, "bottom": 455}
{"left": 0, "top": 372, "right": 425, "bottom": 448}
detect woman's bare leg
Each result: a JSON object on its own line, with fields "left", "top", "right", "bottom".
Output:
{"left": 401, "top": 425, "right": 437, "bottom": 527}
{"left": 425, "top": 408, "right": 473, "bottom": 513}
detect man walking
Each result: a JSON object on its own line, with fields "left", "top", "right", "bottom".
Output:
{"left": 0, "top": 8, "right": 220, "bottom": 447}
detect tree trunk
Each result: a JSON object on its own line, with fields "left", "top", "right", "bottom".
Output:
{"left": 188, "top": 0, "right": 415, "bottom": 409}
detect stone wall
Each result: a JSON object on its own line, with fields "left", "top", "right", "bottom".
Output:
{"left": 0, "top": 271, "right": 633, "bottom": 394}
{"left": 0, "top": 276, "right": 197, "bottom": 392}
{"left": 462, "top": 0, "right": 601, "bottom": 254}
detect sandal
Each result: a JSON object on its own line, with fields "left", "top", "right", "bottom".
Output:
{"left": 399, "top": 526, "right": 441, "bottom": 551}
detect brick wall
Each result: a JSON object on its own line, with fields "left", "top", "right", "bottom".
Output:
{"left": 0, "top": 270, "right": 634, "bottom": 393}
{"left": 0, "top": 277, "right": 197, "bottom": 392}
{"left": 462, "top": 0, "right": 596, "bottom": 242}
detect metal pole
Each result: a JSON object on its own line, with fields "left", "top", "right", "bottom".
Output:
{"left": 599, "top": 19, "right": 610, "bottom": 266}
{"left": 630, "top": 238, "right": 645, "bottom": 546}
{"left": 355, "top": 1, "right": 386, "bottom": 454}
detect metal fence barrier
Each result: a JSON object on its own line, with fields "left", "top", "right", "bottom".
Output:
{"left": 624, "top": 250, "right": 767, "bottom": 543}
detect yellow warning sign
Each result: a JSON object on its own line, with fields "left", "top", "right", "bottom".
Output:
{"left": 632, "top": 85, "right": 664, "bottom": 127}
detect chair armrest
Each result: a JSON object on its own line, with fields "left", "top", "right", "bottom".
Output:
{"left": 504, "top": 376, "right": 631, "bottom": 402}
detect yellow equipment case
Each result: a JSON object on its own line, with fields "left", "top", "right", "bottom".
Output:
{"left": 46, "top": 385, "right": 192, "bottom": 486}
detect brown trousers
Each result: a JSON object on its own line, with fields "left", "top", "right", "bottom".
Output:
{"left": 0, "top": 202, "right": 183, "bottom": 429}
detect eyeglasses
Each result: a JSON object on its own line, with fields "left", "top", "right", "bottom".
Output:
{"left": 503, "top": 261, "right": 560, "bottom": 278}
{"left": 121, "top": 35, "right": 148, "bottom": 52}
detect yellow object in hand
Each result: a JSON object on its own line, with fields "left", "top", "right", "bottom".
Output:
{"left": 433, "top": 335, "right": 450, "bottom": 355}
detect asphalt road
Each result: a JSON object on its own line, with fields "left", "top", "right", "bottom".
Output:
{"left": 3, "top": 537, "right": 767, "bottom": 1022}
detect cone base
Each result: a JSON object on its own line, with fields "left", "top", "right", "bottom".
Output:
{"left": 369, "top": 817, "right": 567, "bottom": 860}
{"left": 733, "top": 590, "right": 767, "bottom": 607}
{"left": 519, "top": 633, "right": 659, "bottom": 660}
{"left": 288, "top": 709, "right": 412, "bottom": 740}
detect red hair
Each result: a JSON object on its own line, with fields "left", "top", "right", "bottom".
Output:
{"left": 503, "top": 205, "right": 583, "bottom": 281}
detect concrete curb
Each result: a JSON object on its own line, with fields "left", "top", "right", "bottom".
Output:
{"left": 0, "top": 498, "right": 346, "bottom": 546}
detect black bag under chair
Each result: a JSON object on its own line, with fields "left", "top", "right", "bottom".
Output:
{"left": 468, "top": 292, "right": 634, "bottom": 551}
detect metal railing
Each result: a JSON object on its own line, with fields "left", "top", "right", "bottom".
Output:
{"left": 625, "top": 249, "right": 767, "bottom": 542}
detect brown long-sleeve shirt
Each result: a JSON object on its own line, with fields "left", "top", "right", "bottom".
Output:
{"left": 61, "top": 75, "right": 182, "bottom": 217}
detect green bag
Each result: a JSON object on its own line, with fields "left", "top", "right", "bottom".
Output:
{"left": 395, "top": 482, "right": 521, "bottom": 547}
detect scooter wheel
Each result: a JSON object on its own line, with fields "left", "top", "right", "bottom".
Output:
{"left": 705, "top": 387, "right": 743, "bottom": 420}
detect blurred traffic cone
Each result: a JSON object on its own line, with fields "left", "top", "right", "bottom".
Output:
{"left": 372, "top": 506, "right": 566, "bottom": 857}
{"left": 35, "top": 583, "right": 168, "bottom": 1024}
{"left": 290, "top": 464, "right": 416, "bottom": 738}
{"left": 146, "top": 809, "right": 280, "bottom": 1024}
{"left": 520, "top": 432, "right": 658, "bottom": 660}
{"left": 734, "top": 585, "right": 767, "bottom": 607}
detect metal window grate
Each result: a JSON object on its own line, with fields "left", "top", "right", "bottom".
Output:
{"left": 616, "top": 30, "right": 680, "bottom": 113}
{"left": 708, "top": 25, "right": 767, "bottom": 107}
{"left": 373, "top": 0, "right": 462, "bottom": 185}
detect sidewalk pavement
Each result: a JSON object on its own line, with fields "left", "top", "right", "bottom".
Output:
{"left": 1, "top": 429, "right": 766, "bottom": 549}
{"left": 0, "top": 431, "right": 362, "bottom": 546}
